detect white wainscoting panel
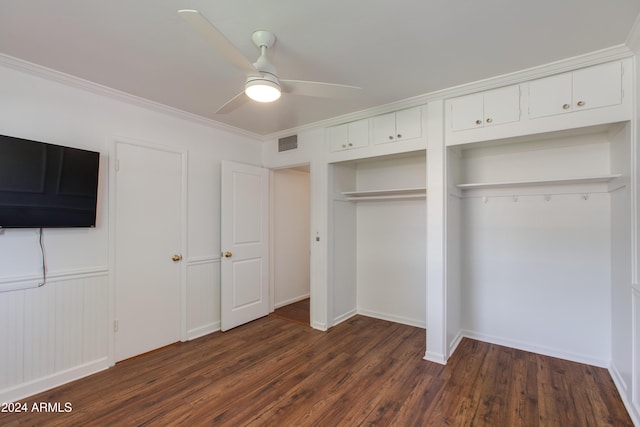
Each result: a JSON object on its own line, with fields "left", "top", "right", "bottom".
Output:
{"left": 0, "top": 268, "right": 108, "bottom": 403}
{"left": 0, "top": 290, "right": 25, "bottom": 390}
{"left": 186, "top": 257, "right": 220, "bottom": 340}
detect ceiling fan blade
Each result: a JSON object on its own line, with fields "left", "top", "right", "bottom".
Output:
{"left": 216, "top": 91, "right": 249, "bottom": 114}
{"left": 178, "top": 10, "right": 260, "bottom": 77}
{"left": 280, "top": 80, "right": 362, "bottom": 99}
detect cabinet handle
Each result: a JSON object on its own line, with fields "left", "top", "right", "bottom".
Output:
{"left": 388, "top": 135, "right": 394, "bottom": 140}
{"left": 576, "top": 101, "right": 585, "bottom": 107}
{"left": 475, "top": 119, "right": 482, "bottom": 125}
{"left": 485, "top": 118, "right": 493, "bottom": 124}
{"left": 562, "top": 103, "right": 570, "bottom": 110}
{"left": 397, "top": 134, "right": 402, "bottom": 139}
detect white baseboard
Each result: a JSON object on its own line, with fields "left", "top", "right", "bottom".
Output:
{"left": 0, "top": 357, "right": 110, "bottom": 403}
{"left": 333, "top": 309, "right": 357, "bottom": 326}
{"left": 448, "top": 329, "right": 464, "bottom": 357}
{"left": 608, "top": 361, "right": 640, "bottom": 427}
{"left": 274, "top": 293, "right": 310, "bottom": 309}
{"left": 423, "top": 350, "right": 447, "bottom": 364}
{"left": 311, "top": 321, "right": 328, "bottom": 331}
{"left": 187, "top": 322, "right": 220, "bottom": 340}
{"left": 461, "top": 329, "right": 608, "bottom": 368}
{"left": 356, "top": 308, "right": 426, "bottom": 329}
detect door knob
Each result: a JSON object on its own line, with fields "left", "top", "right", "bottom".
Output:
{"left": 223, "top": 251, "right": 233, "bottom": 258}
{"left": 171, "top": 254, "right": 183, "bottom": 262}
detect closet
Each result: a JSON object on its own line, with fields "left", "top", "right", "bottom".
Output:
{"left": 446, "top": 121, "right": 631, "bottom": 364}
{"left": 329, "top": 151, "right": 427, "bottom": 328}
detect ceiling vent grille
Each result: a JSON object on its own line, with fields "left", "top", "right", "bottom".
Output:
{"left": 278, "top": 135, "right": 298, "bottom": 152}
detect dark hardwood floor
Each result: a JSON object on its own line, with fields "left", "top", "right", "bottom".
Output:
{"left": 0, "top": 315, "right": 632, "bottom": 426}
{"left": 270, "top": 298, "right": 310, "bottom": 326}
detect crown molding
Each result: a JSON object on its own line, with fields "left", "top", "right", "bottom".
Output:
{"left": 263, "top": 44, "right": 634, "bottom": 141}
{"left": 626, "top": 12, "right": 640, "bottom": 53}
{"left": 0, "top": 53, "right": 263, "bottom": 142}
{"left": 1, "top": 44, "right": 632, "bottom": 144}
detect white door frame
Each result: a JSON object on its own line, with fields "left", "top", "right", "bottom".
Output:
{"left": 268, "top": 164, "right": 312, "bottom": 315}
{"left": 107, "top": 136, "right": 188, "bottom": 365}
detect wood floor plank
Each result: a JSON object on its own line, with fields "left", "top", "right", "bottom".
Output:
{"left": 0, "top": 315, "right": 633, "bottom": 426}
{"left": 271, "top": 298, "right": 310, "bottom": 326}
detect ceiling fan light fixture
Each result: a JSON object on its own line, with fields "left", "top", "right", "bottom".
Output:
{"left": 245, "top": 79, "right": 281, "bottom": 103}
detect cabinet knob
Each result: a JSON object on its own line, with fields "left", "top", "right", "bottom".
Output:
{"left": 475, "top": 119, "right": 482, "bottom": 125}
{"left": 388, "top": 135, "right": 394, "bottom": 140}
{"left": 348, "top": 142, "right": 353, "bottom": 147}
{"left": 342, "top": 144, "right": 346, "bottom": 148}
{"left": 222, "top": 251, "right": 232, "bottom": 258}
{"left": 485, "top": 118, "right": 493, "bottom": 124}
{"left": 576, "top": 100, "right": 585, "bottom": 107}
{"left": 397, "top": 134, "right": 402, "bottom": 139}
{"left": 562, "top": 103, "right": 571, "bottom": 110}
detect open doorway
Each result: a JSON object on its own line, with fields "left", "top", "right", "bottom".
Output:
{"left": 270, "top": 165, "right": 311, "bottom": 326}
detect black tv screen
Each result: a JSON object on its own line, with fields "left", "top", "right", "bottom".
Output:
{"left": 0, "top": 134, "right": 100, "bottom": 228}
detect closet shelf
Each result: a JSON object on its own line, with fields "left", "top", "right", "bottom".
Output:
{"left": 456, "top": 174, "right": 622, "bottom": 190}
{"left": 342, "top": 187, "right": 426, "bottom": 201}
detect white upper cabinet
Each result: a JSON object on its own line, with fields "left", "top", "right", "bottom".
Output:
{"left": 445, "top": 59, "right": 631, "bottom": 146}
{"left": 328, "top": 118, "right": 369, "bottom": 152}
{"left": 371, "top": 106, "right": 422, "bottom": 144}
{"left": 448, "top": 85, "right": 520, "bottom": 132}
{"left": 529, "top": 61, "right": 623, "bottom": 119}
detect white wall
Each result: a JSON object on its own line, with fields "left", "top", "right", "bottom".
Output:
{"left": 354, "top": 154, "right": 427, "bottom": 327}
{"left": 634, "top": 52, "right": 640, "bottom": 427}
{"left": 272, "top": 168, "right": 310, "bottom": 308}
{"left": 0, "top": 61, "right": 261, "bottom": 402}
{"left": 609, "top": 123, "right": 634, "bottom": 401}
{"left": 618, "top": 28, "right": 640, "bottom": 423}
{"left": 460, "top": 192, "right": 612, "bottom": 364}
{"left": 356, "top": 199, "right": 426, "bottom": 326}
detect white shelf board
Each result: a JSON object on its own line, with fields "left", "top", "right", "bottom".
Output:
{"left": 456, "top": 174, "right": 622, "bottom": 190}
{"left": 342, "top": 187, "right": 426, "bottom": 201}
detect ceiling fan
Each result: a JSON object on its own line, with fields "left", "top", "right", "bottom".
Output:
{"left": 178, "top": 10, "right": 362, "bottom": 114}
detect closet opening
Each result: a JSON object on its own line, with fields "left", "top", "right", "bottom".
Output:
{"left": 270, "top": 165, "right": 311, "bottom": 326}
{"left": 328, "top": 151, "right": 427, "bottom": 329}
{"left": 446, "top": 122, "right": 631, "bottom": 365}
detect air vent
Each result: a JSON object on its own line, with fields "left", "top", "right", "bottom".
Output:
{"left": 278, "top": 135, "right": 298, "bottom": 152}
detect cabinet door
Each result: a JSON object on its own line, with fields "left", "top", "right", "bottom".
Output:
{"left": 449, "top": 92, "right": 484, "bottom": 131}
{"left": 395, "top": 107, "right": 422, "bottom": 140}
{"left": 528, "top": 72, "right": 572, "bottom": 119}
{"left": 371, "top": 112, "right": 397, "bottom": 145}
{"left": 572, "top": 61, "right": 622, "bottom": 112}
{"left": 328, "top": 123, "right": 349, "bottom": 151}
{"left": 348, "top": 119, "right": 370, "bottom": 149}
{"left": 483, "top": 85, "right": 520, "bottom": 127}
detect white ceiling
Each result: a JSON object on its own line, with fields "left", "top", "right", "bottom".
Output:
{"left": 1, "top": 1, "right": 639, "bottom": 138}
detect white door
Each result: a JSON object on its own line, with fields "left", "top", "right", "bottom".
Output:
{"left": 395, "top": 107, "right": 422, "bottom": 140}
{"left": 114, "top": 141, "right": 184, "bottom": 361}
{"left": 572, "top": 61, "right": 622, "bottom": 112}
{"left": 449, "top": 92, "right": 484, "bottom": 132}
{"left": 371, "top": 112, "right": 397, "bottom": 144}
{"left": 528, "top": 73, "right": 573, "bottom": 119}
{"left": 482, "top": 85, "right": 520, "bottom": 127}
{"left": 221, "top": 161, "right": 269, "bottom": 331}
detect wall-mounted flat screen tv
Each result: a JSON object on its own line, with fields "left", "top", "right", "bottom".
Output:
{"left": 0, "top": 134, "right": 100, "bottom": 228}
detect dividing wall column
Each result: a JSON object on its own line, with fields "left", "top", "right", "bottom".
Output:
{"left": 425, "top": 100, "right": 448, "bottom": 363}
